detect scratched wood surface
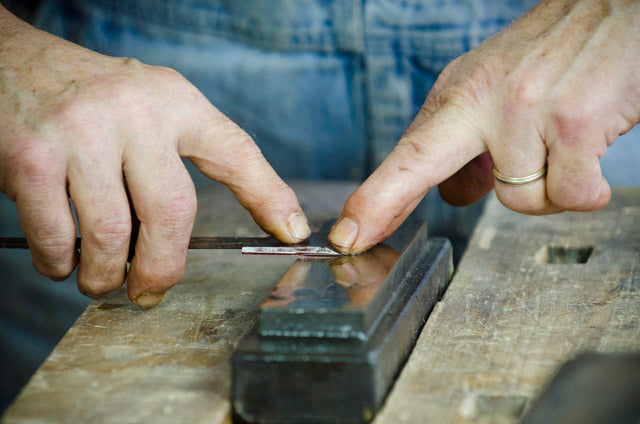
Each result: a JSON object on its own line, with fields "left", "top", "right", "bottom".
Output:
{"left": 375, "top": 187, "right": 640, "bottom": 424}
{"left": 4, "top": 186, "right": 639, "bottom": 424}
{"left": 2, "top": 181, "right": 358, "bottom": 424}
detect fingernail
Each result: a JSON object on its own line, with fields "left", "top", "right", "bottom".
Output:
{"left": 329, "top": 217, "right": 358, "bottom": 251}
{"left": 287, "top": 213, "right": 311, "bottom": 241}
{"left": 134, "top": 292, "right": 165, "bottom": 308}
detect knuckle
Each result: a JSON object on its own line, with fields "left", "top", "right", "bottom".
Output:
{"left": 120, "top": 59, "right": 192, "bottom": 101}
{"left": 31, "top": 228, "right": 76, "bottom": 257}
{"left": 505, "top": 72, "right": 545, "bottom": 111}
{"left": 157, "top": 186, "right": 197, "bottom": 227}
{"left": 30, "top": 232, "right": 77, "bottom": 279}
{"left": 105, "top": 80, "right": 150, "bottom": 118}
{"left": 152, "top": 64, "right": 184, "bottom": 80}
{"left": 429, "top": 56, "right": 464, "bottom": 99}
{"left": 151, "top": 65, "right": 202, "bottom": 99}
{"left": 231, "top": 131, "right": 262, "bottom": 158}
{"left": 87, "top": 215, "right": 132, "bottom": 251}
{"left": 76, "top": 251, "right": 127, "bottom": 298}
{"left": 121, "top": 57, "right": 145, "bottom": 74}
{"left": 34, "top": 262, "right": 74, "bottom": 281}
{"left": 52, "top": 96, "right": 96, "bottom": 126}
{"left": 549, "top": 194, "right": 584, "bottom": 211}
{"left": 13, "top": 147, "right": 59, "bottom": 186}
{"left": 551, "top": 103, "right": 591, "bottom": 142}
{"left": 548, "top": 184, "right": 599, "bottom": 211}
{"left": 496, "top": 193, "right": 544, "bottom": 215}
{"left": 55, "top": 76, "right": 147, "bottom": 126}
{"left": 210, "top": 129, "right": 264, "bottom": 180}
{"left": 547, "top": 169, "right": 605, "bottom": 211}
{"left": 77, "top": 277, "right": 122, "bottom": 298}
{"left": 494, "top": 182, "right": 550, "bottom": 214}
{"left": 441, "top": 57, "right": 503, "bottom": 108}
{"left": 436, "top": 56, "right": 463, "bottom": 83}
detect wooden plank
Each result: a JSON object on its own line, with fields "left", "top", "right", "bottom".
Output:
{"left": 5, "top": 184, "right": 638, "bottom": 423}
{"left": 2, "top": 181, "right": 357, "bottom": 424}
{"left": 375, "top": 188, "right": 640, "bottom": 424}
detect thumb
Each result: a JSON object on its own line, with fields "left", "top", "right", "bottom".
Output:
{"left": 329, "top": 104, "right": 484, "bottom": 253}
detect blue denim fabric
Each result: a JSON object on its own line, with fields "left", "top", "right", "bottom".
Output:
{"left": 27, "top": 0, "right": 546, "bottom": 240}
{"left": 2, "top": 0, "right": 639, "bottom": 411}
{"left": 34, "top": 0, "right": 370, "bottom": 180}
{"left": 29, "top": 0, "right": 542, "bottom": 180}
{"left": 21, "top": 0, "right": 640, "bottom": 218}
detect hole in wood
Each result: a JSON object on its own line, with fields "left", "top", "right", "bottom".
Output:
{"left": 539, "top": 246, "right": 594, "bottom": 264}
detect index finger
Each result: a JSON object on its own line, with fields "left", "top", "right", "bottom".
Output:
{"left": 329, "top": 104, "right": 485, "bottom": 253}
{"left": 178, "top": 99, "right": 310, "bottom": 244}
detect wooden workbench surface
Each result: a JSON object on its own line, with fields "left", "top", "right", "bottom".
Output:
{"left": 3, "top": 184, "right": 639, "bottom": 423}
{"left": 376, "top": 187, "right": 640, "bottom": 423}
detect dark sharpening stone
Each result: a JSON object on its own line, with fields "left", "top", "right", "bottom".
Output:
{"left": 232, "top": 235, "right": 453, "bottom": 424}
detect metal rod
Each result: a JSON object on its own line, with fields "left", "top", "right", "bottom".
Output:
{"left": 0, "top": 236, "right": 279, "bottom": 250}
{"left": 0, "top": 234, "right": 329, "bottom": 250}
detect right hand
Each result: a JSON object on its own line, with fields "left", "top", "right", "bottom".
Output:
{"left": 329, "top": 0, "right": 640, "bottom": 254}
{"left": 0, "top": 6, "right": 310, "bottom": 307}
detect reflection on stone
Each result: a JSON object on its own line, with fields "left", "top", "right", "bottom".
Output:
{"left": 233, "top": 233, "right": 454, "bottom": 424}
{"left": 258, "top": 220, "right": 425, "bottom": 339}
{"left": 261, "top": 245, "right": 401, "bottom": 313}
{"left": 330, "top": 245, "right": 401, "bottom": 308}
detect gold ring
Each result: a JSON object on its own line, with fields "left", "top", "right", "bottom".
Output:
{"left": 492, "top": 164, "right": 547, "bottom": 185}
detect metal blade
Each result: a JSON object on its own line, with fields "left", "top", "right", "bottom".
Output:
{"left": 0, "top": 234, "right": 340, "bottom": 257}
{"left": 241, "top": 246, "right": 340, "bottom": 256}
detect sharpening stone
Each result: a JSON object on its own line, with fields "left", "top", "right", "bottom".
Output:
{"left": 232, "top": 220, "right": 453, "bottom": 424}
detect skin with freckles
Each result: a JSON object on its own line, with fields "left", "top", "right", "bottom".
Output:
{"left": 0, "top": 5, "right": 310, "bottom": 307}
{"left": 329, "top": 0, "right": 640, "bottom": 254}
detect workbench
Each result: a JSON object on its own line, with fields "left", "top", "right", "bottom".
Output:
{"left": 3, "top": 183, "right": 639, "bottom": 423}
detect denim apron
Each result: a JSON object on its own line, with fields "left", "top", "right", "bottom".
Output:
{"left": 2, "top": 0, "right": 639, "bottom": 410}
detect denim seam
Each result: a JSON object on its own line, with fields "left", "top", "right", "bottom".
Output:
{"left": 79, "top": 0, "right": 365, "bottom": 53}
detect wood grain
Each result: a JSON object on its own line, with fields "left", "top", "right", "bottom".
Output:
{"left": 4, "top": 185, "right": 639, "bottom": 424}
{"left": 375, "top": 188, "right": 640, "bottom": 424}
{"left": 2, "top": 181, "right": 357, "bottom": 424}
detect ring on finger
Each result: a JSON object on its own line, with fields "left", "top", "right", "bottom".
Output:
{"left": 492, "top": 164, "right": 547, "bottom": 186}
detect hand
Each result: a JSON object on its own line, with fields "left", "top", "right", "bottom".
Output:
{"left": 0, "top": 7, "right": 310, "bottom": 307}
{"left": 329, "top": 0, "right": 640, "bottom": 253}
